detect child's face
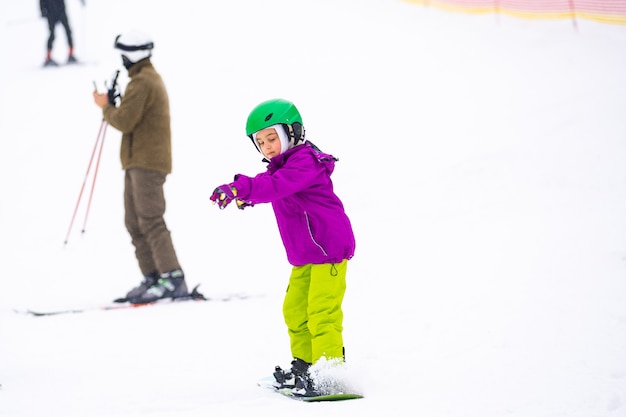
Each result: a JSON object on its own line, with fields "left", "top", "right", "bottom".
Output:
{"left": 255, "top": 127, "right": 282, "bottom": 159}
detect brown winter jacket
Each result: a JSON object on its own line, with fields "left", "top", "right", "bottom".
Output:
{"left": 102, "top": 59, "right": 172, "bottom": 175}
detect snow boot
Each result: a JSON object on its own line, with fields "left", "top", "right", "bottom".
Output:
{"left": 67, "top": 55, "right": 78, "bottom": 64}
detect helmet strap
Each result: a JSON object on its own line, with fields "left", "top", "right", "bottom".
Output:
{"left": 121, "top": 55, "right": 134, "bottom": 70}
{"left": 284, "top": 122, "right": 305, "bottom": 146}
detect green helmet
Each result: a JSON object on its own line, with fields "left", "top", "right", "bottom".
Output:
{"left": 246, "top": 98, "right": 303, "bottom": 135}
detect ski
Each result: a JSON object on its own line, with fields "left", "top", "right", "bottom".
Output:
{"left": 14, "top": 285, "right": 255, "bottom": 317}
{"left": 39, "top": 60, "right": 97, "bottom": 70}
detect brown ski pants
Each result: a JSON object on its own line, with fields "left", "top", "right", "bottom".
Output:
{"left": 124, "top": 167, "right": 181, "bottom": 275}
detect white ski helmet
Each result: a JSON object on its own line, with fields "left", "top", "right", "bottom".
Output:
{"left": 114, "top": 31, "right": 154, "bottom": 64}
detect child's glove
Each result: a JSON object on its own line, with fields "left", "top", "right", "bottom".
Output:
{"left": 210, "top": 185, "right": 238, "bottom": 209}
{"left": 235, "top": 199, "right": 254, "bottom": 210}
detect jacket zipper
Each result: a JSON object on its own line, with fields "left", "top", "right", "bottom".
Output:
{"left": 304, "top": 211, "right": 328, "bottom": 256}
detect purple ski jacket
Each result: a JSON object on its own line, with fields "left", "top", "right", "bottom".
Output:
{"left": 231, "top": 142, "right": 355, "bottom": 266}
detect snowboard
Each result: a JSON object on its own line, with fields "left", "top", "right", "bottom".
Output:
{"left": 257, "top": 376, "right": 363, "bottom": 402}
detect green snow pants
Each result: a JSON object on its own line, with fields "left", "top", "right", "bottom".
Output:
{"left": 283, "top": 260, "right": 348, "bottom": 364}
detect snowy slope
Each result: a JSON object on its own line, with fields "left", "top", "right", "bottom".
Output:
{"left": 1, "top": 0, "right": 626, "bottom": 416}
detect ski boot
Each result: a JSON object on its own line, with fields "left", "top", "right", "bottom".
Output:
{"left": 128, "top": 269, "right": 189, "bottom": 304}
{"left": 114, "top": 271, "right": 159, "bottom": 303}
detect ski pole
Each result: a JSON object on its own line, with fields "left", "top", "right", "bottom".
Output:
{"left": 80, "top": 121, "right": 107, "bottom": 234}
{"left": 64, "top": 118, "right": 107, "bottom": 245}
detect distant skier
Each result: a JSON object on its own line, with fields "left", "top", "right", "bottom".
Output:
{"left": 210, "top": 98, "right": 356, "bottom": 397}
{"left": 39, "top": 0, "right": 81, "bottom": 66}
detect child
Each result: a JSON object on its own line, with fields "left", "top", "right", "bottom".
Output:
{"left": 210, "top": 98, "right": 356, "bottom": 396}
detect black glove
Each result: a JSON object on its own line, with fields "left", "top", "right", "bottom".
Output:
{"left": 107, "top": 85, "right": 120, "bottom": 106}
{"left": 106, "top": 70, "right": 121, "bottom": 106}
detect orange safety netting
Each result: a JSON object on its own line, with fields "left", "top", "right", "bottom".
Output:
{"left": 403, "top": 0, "right": 626, "bottom": 24}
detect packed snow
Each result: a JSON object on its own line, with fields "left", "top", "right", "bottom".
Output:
{"left": 1, "top": 0, "right": 626, "bottom": 416}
